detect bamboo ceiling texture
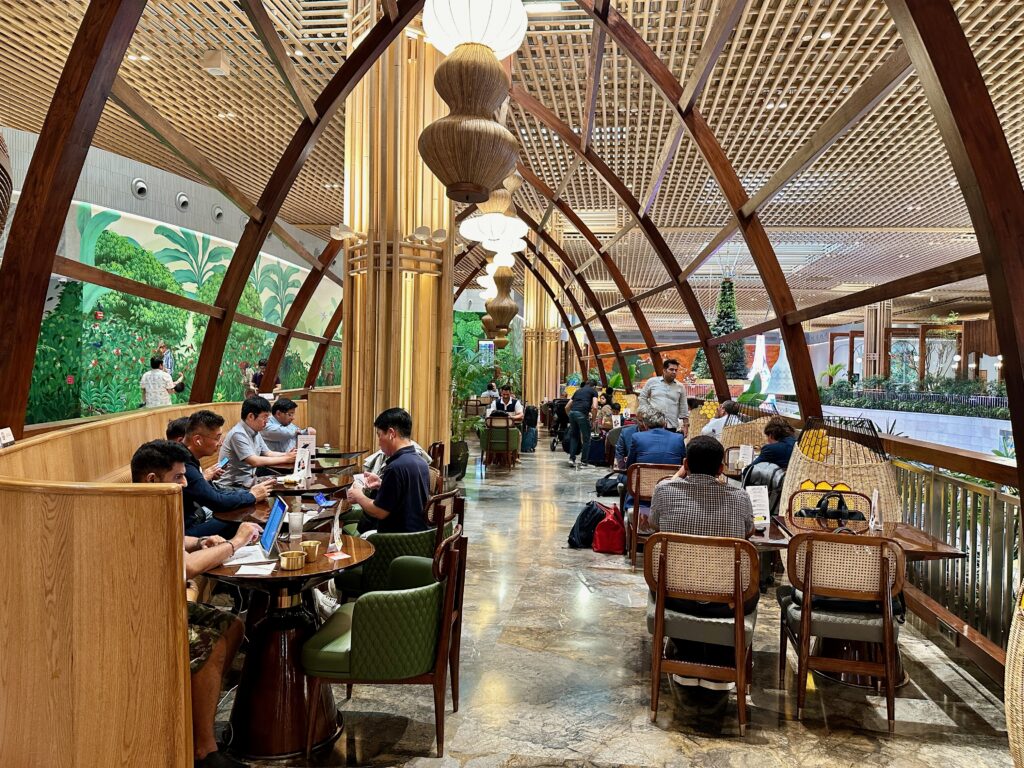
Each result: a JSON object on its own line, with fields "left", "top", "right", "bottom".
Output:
{"left": 0, "top": 0, "right": 1021, "bottom": 342}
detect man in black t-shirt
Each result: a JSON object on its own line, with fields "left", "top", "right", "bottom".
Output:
{"left": 566, "top": 378, "right": 599, "bottom": 467}
{"left": 346, "top": 407, "right": 430, "bottom": 533}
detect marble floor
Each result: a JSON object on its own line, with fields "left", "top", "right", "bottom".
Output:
{"left": 231, "top": 444, "right": 1011, "bottom": 767}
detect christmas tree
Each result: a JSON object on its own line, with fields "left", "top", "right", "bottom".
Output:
{"left": 693, "top": 278, "right": 748, "bottom": 379}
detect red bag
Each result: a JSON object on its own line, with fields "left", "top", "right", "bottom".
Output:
{"left": 592, "top": 502, "right": 625, "bottom": 555}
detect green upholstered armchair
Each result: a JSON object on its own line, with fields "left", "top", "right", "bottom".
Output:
{"left": 334, "top": 527, "right": 437, "bottom": 598}
{"left": 303, "top": 531, "right": 467, "bottom": 758}
{"left": 481, "top": 413, "right": 521, "bottom": 468}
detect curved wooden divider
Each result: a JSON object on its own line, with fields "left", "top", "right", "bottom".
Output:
{"left": 0, "top": 399, "right": 305, "bottom": 767}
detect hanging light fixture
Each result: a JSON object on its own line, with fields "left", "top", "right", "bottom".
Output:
{"left": 481, "top": 313, "right": 497, "bottom": 338}
{"left": 485, "top": 261, "right": 499, "bottom": 276}
{"left": 481, "top": 284, "right": 498, "bottom": 300}
{"left": 423, "top": 0, "right": 528, "bottom": 60}
{"left": 477, "top": 273, "right": 495, "bottom": 289}
{"left": 492, "top": 251, "right": 516, "bottom": 268}
{"left": 459, "top": 212, "right": 528, "bottom": 243}
{"left": 485, "top": 266, "right": 518, "bottom": 333}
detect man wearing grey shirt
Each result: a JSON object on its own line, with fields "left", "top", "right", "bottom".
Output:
{"left": 638, "top": 358, "right": 689, "bottom": 434}
{"left": 219, "top": 396, "right": 297, "bottom": 488}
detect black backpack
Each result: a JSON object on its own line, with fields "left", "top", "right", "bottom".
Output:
{"left": 595, "top": 472, "right": 622, "bottom": 497}
{"left": 523, "top": 405, "right": 539, "bottom": 428}
{"left": 568, "top": 501, "right": 606, "bottom": 549}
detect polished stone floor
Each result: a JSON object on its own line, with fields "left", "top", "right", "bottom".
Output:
{"left": 232, "top": 443, "right": 1011, "bottom": 767}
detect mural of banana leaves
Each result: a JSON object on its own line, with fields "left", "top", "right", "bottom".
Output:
{"left": 250, "top": 256, "right": 302, "bottom": 325}
{"left": 76, "top": 203, "right": 119, "bottom": 312}
{"left": 153, "top": 224, "right": 232, "bottom": 297}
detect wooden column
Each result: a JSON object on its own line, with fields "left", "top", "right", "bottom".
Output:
{"left": 917, "top": 324, "right": 928, "bottom": 381}
{"left": 523, "top": 253, "right": 562, "bottom": 403}
{"left": 0, "top": 0, "right": 148, "bottom": 437}
{"left": 886, "top": 0, "right": 1024, "bottom": 489}
{"left": 339, "top": 34, "right": 452, "bottom": 451}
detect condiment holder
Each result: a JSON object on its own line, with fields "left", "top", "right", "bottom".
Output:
{"left": 301, "top": 540, "right": 321, "bottom": 562}
{"left": 279, "top": 550, "right": 306, "bottom": 570}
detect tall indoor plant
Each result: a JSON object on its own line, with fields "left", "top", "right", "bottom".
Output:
{"left": 449, "top": 351, "right": 488, "bottom": 479}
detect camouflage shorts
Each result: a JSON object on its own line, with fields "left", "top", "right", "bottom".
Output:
{"left": 187, "top": 602, "right": 237, "bottom": 674}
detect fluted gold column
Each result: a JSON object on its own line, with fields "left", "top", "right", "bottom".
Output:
{"left": 523, "top": 251, "right": 562, "bottom": 403}
{"left": 340, "top": 33, "right": 453, "bottom": 451}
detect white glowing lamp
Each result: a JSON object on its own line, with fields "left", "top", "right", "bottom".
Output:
{"left": 459, "top": 213, "right": 528, "bottom": 244}
{"left": 485, "top": 261, "right": 499, "bottom": 276}
{"left": 492, "top": 251, "right": 515, "bottom": 268}
{"left": 423, "top": 0, "right": 528, "bottom": 60}
{"left": 477, "top": 273, "right": 495, "bottom": 289}
{"left": 481, "top": 284, "right": 498, "bottom": 300}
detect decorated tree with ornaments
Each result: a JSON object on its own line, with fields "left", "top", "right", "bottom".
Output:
{"left": 692, "top": 278, "right": 748, "bottom": 380}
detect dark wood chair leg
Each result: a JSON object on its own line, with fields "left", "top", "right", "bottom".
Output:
{"left": 883, "top": 639, "right": 897, "bottom": 735}
{"left": 434, "top": 676, "right": 446, "bottom": 757}
{"left": 649, "top": 634, "right": 663, "bottom": 722}
{"left": 449, "top": 628, "right": 462, "bottom": 712}
{"left": 736, "top": 642, "right": 747, "bottom": 735}
{"left": 305, "top": 677, "right": 321, "bottom": 759}
{"left": 345, "top": 683, "right": 353, "bottom": 700}
{"left": 746, "top": 646, "right": 753, "bottom": 696}
{"left": 796, "top": 630, "right": 811, "bottom": 720}
{"left": 778, "top": 620, "right": 788, "bottom": 683}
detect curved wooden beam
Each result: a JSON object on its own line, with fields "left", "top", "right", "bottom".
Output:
{"left": 304, "top": 299, "right": 344, "bottom": 388}
{"left": 516, "top": 162, "right": 664, "bottom": 375}
{"left": 575, "top": 0, "right": 821, "bottom": 417}
{"left": 884, "top": 0, "right": 1024, "bottom": 490}
{"left": 190, "top": 0, "right": 425, "bottom": 403}
{"left": 510, "top": 86, "right": 729, "bottom": 398}
{"left": 514, "top": 251, "right": 587, "bottom": 377}
{"left": 517, "top": 207, "right": 625, "bottom": 389}
{"left": 262, "top": 238, "right": 343, "bottom": 386}
{"left": 0, "top": 0, "right": 148, "bottom": 437}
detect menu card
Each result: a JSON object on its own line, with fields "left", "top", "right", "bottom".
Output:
{"left": 298, "top": 433, "right": 316, "bottom": 457}
{"left": 738, "top": 444, "right": 755, "bottom": 467}
{"left": 746, "top": 485, "right": 770, "bottom": 530}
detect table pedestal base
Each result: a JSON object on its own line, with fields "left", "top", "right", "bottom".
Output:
{"left": 813, "top": 637, "right": 909, "bottom": 689}
{"left": 228, "top": 603, "right": 341, "bottom": 760}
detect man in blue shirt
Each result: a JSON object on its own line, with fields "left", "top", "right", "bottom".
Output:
{"left": 627, "top": 409, "right": 686, "bottom": 468}
{"left": 263, "top": 397, "right": 317, "bottom": 453}
{"left": 751, "top": 415, "right": 797, "bottom": 469}
{"left": 346, "top": 407, "right": 430, "bottom": 533}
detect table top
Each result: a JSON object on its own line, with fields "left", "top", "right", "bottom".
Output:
{"left": 751, "top": 515, "right": 965, "bottom": 561}
{"left": 205, "top": 533, "right": 374, "bottom": 586}
{"left": 268, "top": 471, "right": 353, "bottom": 497}
{"left": 214, "top": 498, "right": 352, "bottom": 526}
{"left": 316, "top": 448, "right": 369, "bottom": 460}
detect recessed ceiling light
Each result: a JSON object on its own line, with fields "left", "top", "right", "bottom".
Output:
{"left": 127, "top": 54, "right": 138, "bottom": 61}
{"left": 778, "top": 100, "right": 788, "bottom": 109}
{"left": 140, "top": 54, "right": 151, "bottom": 61}
{"left": 802, "top": 33, "right": 813, "bottom": 42}
{"left": 764, "top": 101, "right": 775, "bottom": 110}
{"left": 820, "top": 30, "right": 832, "bottom": 40}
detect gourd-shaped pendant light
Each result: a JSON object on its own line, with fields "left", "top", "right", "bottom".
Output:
{"left": 485, "top": 266, "right": 518, "bottom": 333}
{"left": 419, "top": 1, "right": 527, "bottom": 203}
{"left": 0, "top": 133, "right": 12, "bottom": 236}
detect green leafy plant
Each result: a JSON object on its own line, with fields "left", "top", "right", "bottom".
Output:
{"left": 450, "top": 351, "right": 489, "bottom": 442}
{"left": 693, "top": 278, "right": 747, "bottom": 379}
{"left": 819, "top": 362, "right": 845, "bottom": 385}
{"left": 153, "top": 224, "right": 232, "bottom": 296}
{"left": 76, "top": 204, "right": 120, "bottom": 312}
{"left": 251, "top": 256, "right": 303, "bottom": 325}
{"left": 736, "top": 372, "right": 766, "bottom": 407}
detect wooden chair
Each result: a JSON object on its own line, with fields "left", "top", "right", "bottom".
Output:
{"left": 784, "top": 488, "right": 873, "bottom": 534}
{"left": 625, "top": 463, "right": 680, "bottom": 570}
{"left": 425, "top": 490, "right": 464, "bottom": 549}
{"left": 604, "top": 425, "right": 623, "bottom": 467}
{"left": 777, "top": 531, "right": 906, "bottom": 733}
{"left": 427, "top": 441, "right": 445, "bottom": 472}
{"left": 303, "top": 529, "right": 467, "bottom": 757}
{"left": 428, "top": 465, "right": 444, "bottom": 495}
{"left": 481, "top": 413, "right": 520, "bottom": 468}
{"left": 645, "top": 533, "right": 760, "bottom": 734}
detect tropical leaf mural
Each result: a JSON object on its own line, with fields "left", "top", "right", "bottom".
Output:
{"left": 251, "top": 257, "right": 302, "bottom": 325}
{"left": 76, "top": 204, "right": 120, "bottom": 312}
{"left": 153, "top": 224, "right": 232, "bottom": 297}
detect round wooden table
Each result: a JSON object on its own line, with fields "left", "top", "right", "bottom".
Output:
{"left": 206, "top": 533, "right": 374, "bottom": 760}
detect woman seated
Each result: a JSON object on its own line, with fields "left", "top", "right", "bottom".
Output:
{"left": 596, "top": 393, "right": 614, "bottom": 431}
{"left": 751, "top": 415, "right": 797, "bottom": 469}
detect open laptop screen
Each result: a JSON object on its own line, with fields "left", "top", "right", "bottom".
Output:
{"left": 261, "top": 498, "right": 287, "bottom": 554}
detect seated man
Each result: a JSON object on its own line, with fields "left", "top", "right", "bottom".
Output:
{"left": 752, "top": 415, "right": 797, "bottom": 469}
{"left": 219, "top": 396, "right": 296, "bottom": 488}
{"left": 182, "top": 410, "right": 277, "bottom": 537}
{"left": 166, "top": 416, "right": 189, "bottom": 443}
{"left": 480, "top": 381, "right": 499, "bottom": 400}
{"left": 486, "top": 384, "right": 524, "bottom": 423}
{"left": 626, "top": 409, "right": 686, "bottom": 468}
{"left": 701, "top": 399, "right": 740, "bottom": 439}
{"left": 131, "top": 439, "right": 259, "bottom": 768}
{"left": 262, "top": 398, "right": 316, "bottom": 453}
{"left": 615, "top": 418, "right": 642, "bottom": 470}
{"left": 346, "top": 407, "right": 430, "bottom": 534}
{"left": 650, "top": 435, "right": 756, "bottom": 689}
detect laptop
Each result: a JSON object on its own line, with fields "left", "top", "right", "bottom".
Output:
{"left": 223, "top": 497, "right": 288, "bottom": 566}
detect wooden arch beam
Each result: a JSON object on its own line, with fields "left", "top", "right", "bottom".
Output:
{"left": 517, "top": 206, "right": 625, "bottom": 390}
{"left": 0, "top": 0, "right": 148, "bottom": 437}
{"left": 515, "top": 250, "right": 588, "bottom": 378}
{"left": 190, "top": 0, "right": 425, "bottom": 403}
{"left": 884, "top": 0, "right": 1024, "bottom": 491}
{"left": 575, "top": 0, "right": 821, "bottom": 417}
{"left": 516, "top": 162, "right": 664, "bottom": 375}
{"left": 304, "top": 298, "right": 344, "bottom": 388}
{"left": 509, "top": 86, "right": 729, "bottom": 399}
{"left": 262, "top": 238, "right": 343, "bottom": 386}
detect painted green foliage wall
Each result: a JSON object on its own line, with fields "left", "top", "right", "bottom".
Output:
{"left": 24, "top": 203, "right": 336, "bottom": 424}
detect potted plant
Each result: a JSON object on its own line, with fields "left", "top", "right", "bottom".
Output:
{"left": 449, "top": 351, "right": 487, "bottom": 480}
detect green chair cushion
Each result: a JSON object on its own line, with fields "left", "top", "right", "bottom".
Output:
{"left": 302, "top": 602, "right": 354, "bottom": 677}
{"left": 646, "top": 594, "right": 756, "bottom": 647}
{"left": 388, "top": 555, "right": 435, "bottom": 590}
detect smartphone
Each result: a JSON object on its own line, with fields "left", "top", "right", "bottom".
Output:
{"left": 218, "top": 456, "right": 229, "bottom": 468}
{"left": 314, "top": 492, "right": 337, "bottom": 508}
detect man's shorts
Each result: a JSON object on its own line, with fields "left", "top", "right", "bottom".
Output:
{"left": 187, "top": 602, "right": 237, "bottom": 673}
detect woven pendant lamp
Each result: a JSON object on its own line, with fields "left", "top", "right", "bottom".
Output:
{"left": 0, "top": 133, "right": 12, "bottom": 236}
{"left": 478, "top": 187, "right": 512, "bottom": 215}
{"left": 493, "top": 334, "right": 509, "bottom": 351}
{"left": 418, "top": 42, "right": 518, "bottom": 203}
{"left": 485, "top": 266, "right": 517, "bottom": 332}
{"left": 481, "top": 313, "right": 497, "bottom": 338}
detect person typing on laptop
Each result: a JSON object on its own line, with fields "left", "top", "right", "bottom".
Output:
{"left": 219, "top": 396, "right": 297, "bottom": 488}
{"left": 131, "top": 440, "right": 259, "bottom": 768}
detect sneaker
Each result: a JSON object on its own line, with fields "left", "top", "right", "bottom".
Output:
{"left": 698, "top": 679, "right": 736, "bottom": 692}
{"left": 313, "top": 586, "right": 340, "bottom": 621}
{"left": 672, "top": 674, "right": 698, "bottom": 687}
{"left": 568, "top": 458, "right": 577, "bottom": 467}
{"left": 195, "top": 750, "right": 249, "bottom": 767}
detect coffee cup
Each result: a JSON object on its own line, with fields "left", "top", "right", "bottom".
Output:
{"left": 301, "top": 540, "right": 321, "bottom": 562}
{"left": 279, "top": 550, "right": 305, "bottom": 570}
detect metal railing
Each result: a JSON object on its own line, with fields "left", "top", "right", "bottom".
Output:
{"left": 895, "top": 459, "right": 1021, "bottom": 647}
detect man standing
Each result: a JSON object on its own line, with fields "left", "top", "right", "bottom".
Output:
{"left": 638, "top": 358, "right": 689, "bottom": 435}
{"left": 140, "top": 355, "right": 183, "bottom": 408}
{"left": 182, "top": 410, "right": 277, "bottom": 537}
{"left": 131, "top": 439, "right": 259, "bottom": 768}
{"left": 566, "top": 378, "right": 599, "bottom": 468}
{"left": 486, "top": 384, "right": 524, "bottom": 424}
{"left": 157, "top": 340, "right": 175, "bottom": 376}
{"left": 649, "top": 435, "right": 756, "bottom": 690}
{"left": 251, "top": 358, "right": 281, "bottom": 394}
{"left": 262, "top": 398, "right": 317, "bottom": 453}
{"left": 219, "top": 396, "right": 297, "bottom": 488}
{"left": 346, "top": 408, "right": 430, "bottom": 533}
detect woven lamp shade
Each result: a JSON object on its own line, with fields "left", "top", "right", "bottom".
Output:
{"left": 1007, "top": 581, "right": 1024, "bottom": 766}
{"left": 493, "top": 333, "right": 509, "bottom": 350}
{"left": 0, "top": 133, "right": 12, "bottom": 236}
{"left": 418, "top": 43, "right": 518, "bottom": 204}
{"left": 481, "top": 313, "right": 497, "bottom": 339}
{"left": 502, "top": 172, "right": 523, "bottom": 196}
{"left": 485, "top": 266, "right": 517, "bottom": 331}
{"left": 478, "top": 188, "right": 512, "bottom": 215}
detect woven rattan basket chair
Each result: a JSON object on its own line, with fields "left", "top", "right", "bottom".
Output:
{"left": 625, "top": 463, "right": 680, "bottom": 569}
{"left": 1006, "top": 580, "right": 1024, "bottom": 766}
{"left": 645, "top": 532, "right": 760, "bottom": 734}
{"left": 779, "top": 417, "right": 901, "bottom": 523}
{"left": 687, "top": 407, "right": 710, "bottom": 439}
{"left": 777, "top": 532, "right": 906, "bottom": 733}
{"left": 719, "top": 413, "right": 772, "bottom": 453}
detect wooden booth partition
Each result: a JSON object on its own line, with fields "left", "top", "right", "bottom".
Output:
{"left": 307, "top": 386, "right": 345, "bottom": 449}
{"left": 0, "top": 479, "right": 191, "bottom": 767}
